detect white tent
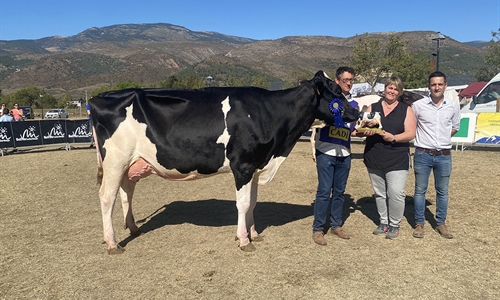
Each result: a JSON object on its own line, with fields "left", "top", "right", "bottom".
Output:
{"left": 352, "top": 95, "right": 381, "bottom": 111}
{"left": 350, "top": 83, "right": 384, "bottom": 96}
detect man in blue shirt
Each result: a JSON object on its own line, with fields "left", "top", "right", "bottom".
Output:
{"left": 0, "top": 108, "right": 14, "bottom": 122}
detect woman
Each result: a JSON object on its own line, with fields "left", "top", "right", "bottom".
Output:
{"left": 357, "top": 77, "right": 416, "bottom": 239}
{"left": 10, "top": 103, "right": 24, "bottom": 121}
{"left": 0, "top": 103, "right": 6, "bottom": 116}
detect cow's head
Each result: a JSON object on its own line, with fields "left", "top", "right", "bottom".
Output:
{"left": 309, "top": 70, "right": 359, "bottom": 126}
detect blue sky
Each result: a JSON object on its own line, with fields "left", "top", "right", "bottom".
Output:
{"left": 0, "top": 0, "right": 499, "bottom": 42}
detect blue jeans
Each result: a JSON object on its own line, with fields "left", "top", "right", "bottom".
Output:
{"left": 413, "top": 149, "right": 452, "bottom": 226}
{"left": 312, "top": 151, "right": 351, "bottom": 233}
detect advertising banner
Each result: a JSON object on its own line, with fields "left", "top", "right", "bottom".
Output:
{"left": 0, "top": 119, "right": 92, "bottom": 149}
{"left": 67, "top": 120, "right": 93, "bottom": 143}
{"left": 0, "top": 122, "right": 15, "bottom": 148}
{"left": 474, "top": 113, "right": 500, "bottom": 144}
{"left": 451, "top": 113, "right": 477, "bottom": 144}
{"left": 12, "top": 120, "right": 43, "bottom": 147}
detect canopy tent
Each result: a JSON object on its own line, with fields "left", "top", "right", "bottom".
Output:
{"left": 459, "top": 82, "right": 488, "bottom": 98}
{"left": 350, "top": 83, "right": 385, "bottom": 96}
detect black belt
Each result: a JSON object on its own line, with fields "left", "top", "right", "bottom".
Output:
{"left": 416, "top": 147, "right": 451, "bottom": 156}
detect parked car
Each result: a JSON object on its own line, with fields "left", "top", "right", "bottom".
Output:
{"left": 19, "top": 106, "right": 33, "bottom": 120}
{"left": 45, "top": 109, "right": 69, "bottom": 119}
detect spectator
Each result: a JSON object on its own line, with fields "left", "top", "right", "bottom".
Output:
{"left": 10, "top": 104, "right": 24, "bottom": 121}
{"left": 411, "top": 71, "right": 460, "bottom": 239}
{"left": 0, "top": 108, "right": 14, "bottom": 122}
{"left": 0, "top": 103, "right": 6, "bottom": 116}
{"left": 310, "top": 66, "right": 359, "bottom": 245}
{"left": 356, "top": 76, "right": 416, "bottom": 239}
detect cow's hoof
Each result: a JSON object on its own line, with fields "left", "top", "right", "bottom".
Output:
{"left": 251, "top": 235, "right": 264, "bottom": 242}
{"left": 239, "top": 243, "right": 256, "bottom": 252}
{"left": 130, "top": 229, "right": 142, "bottom": 237}
{"left": 107, "top": 244, "right": 125, "bottom": 254}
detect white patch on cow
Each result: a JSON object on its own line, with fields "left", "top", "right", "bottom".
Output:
{"left": 255, "top": 155, "right": 286, "bottom": 185}
{"left": 216, "top": 97, "right": 231, "bottom": 172}
{"left": 103, "top": 104, "right": 220, "bottom": 180}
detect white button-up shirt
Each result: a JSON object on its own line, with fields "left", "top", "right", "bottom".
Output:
{"left": 412, "top": 96, "right": 461, "bottom": 150}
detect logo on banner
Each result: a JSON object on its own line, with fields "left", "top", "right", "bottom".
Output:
{"left": 0, "top": 127, "right": 11, "bottom": 142}
{"left": 69, "top": 122, "right": 92, "bottom": 138}
{"left": 44, "top": 123, "right": 65, "bottom": 139}
{"left": 16, "top": 126, "right": 40, "bottom": 141}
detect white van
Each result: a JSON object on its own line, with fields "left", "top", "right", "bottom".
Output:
{"left": 460, "top": 72, "right": 500, "bottom": 113}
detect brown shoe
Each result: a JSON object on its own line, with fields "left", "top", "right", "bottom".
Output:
{"left": 413, "top": 224, "right": 424, "bottom": 238}
{"left": 313, "top": 232, "right": 327, "bottom": 245}
{"left": 436, "top": 224, "right": 454, "bottom": 239}
{"left": 330, "top": 227, "right": 350, "bottom": 239}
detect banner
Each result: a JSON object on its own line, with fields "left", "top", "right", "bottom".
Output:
{"left": 0, "top": 122, "right": 15, "bottom": 148}
{"left": 0, "top": 119, "right": 92, "bottom": 148}
{"left": 451, "top": 113, "right": 477, "bottom": 144}
{"left": 474, "top": 113, "right": 500, "bottom": 144}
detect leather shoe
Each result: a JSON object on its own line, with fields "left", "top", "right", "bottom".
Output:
{"left": 313, "top": 232, "right": 327, "bottom": 245}
{"left": 330, "top": 227, "right": 350, "bottom": 239}
{"left": 436, "top": 224, "right": 453, "bottom": 239}
{"left": 413, "top": 224, "right": 424, "bottom": 238}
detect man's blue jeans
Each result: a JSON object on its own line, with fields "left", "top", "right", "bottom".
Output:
{"left": 413, "top": 149, "right": 452, "bottom": 226}
{"left": 312, "top": 151, "right": 351, "bottom": 233}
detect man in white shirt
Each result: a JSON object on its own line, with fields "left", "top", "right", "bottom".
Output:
{"left": 411, "top": 71, "right": 460, "bottom": 239}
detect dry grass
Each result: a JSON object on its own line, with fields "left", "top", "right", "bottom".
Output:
{"left": 0, "top": 141, "right": 499, "bottom": 299}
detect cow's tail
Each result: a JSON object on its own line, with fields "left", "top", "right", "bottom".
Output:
{"left": 93, "top": 125, "right": 104, "bottom": 185}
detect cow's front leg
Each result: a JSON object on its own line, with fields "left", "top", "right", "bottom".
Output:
{"left": 248, "top": 177, "right": 263, "bottom": 242}
{"left": 235, "top": 181, "right": 256, "bottom": 252}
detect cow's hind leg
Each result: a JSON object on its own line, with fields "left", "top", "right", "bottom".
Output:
{"left": 119, "top": 177, "right": 141, "bottom": 237}
{"left": 99, "top": 172, "right": 125, "bottom": 254}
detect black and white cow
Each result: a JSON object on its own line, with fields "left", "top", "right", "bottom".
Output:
{"left": 89, "top": 70, "right": 359, "bottom": 254}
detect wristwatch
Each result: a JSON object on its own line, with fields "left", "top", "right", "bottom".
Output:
{"left": 391, "top": 135, "right": 397, "bottom": 144}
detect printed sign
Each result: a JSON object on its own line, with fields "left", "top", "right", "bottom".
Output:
{"left": 451, "top": 113, "right": 477, "bottom": 144}
{"left": 474, "top": 113, "right": 500, "bottom": 144}
{"left": 0, "top": 119, "right": 92, "bottom": 148}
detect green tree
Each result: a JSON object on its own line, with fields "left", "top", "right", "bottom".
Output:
{"left": 90, "top": 85, "right": 113, "bottom": 97}
{"left": 183, "top": 75, "right": 205, "bottom": 89}
{"left": 482, "top": 28, "right": 500, "bottom": 78}
{"left": 59, "top": 93, "right": 73, "bottom": 108}
{"left": 226, "top": 75, "right": 244, "bottom": 87}
{"left": 115, "top": 81, "right": 142, "bottom": 90}
{"left": 385, "top": 35, "right": 431, "bottom": 88}
{"left": 159, "top": 75, "right": 180, "bottom": 88}
{"left": 351, "top": 34, "right": 431, "bottom": 91}
{"left": 283, "top": 69, "right": 314, "bottom": 89}
{"left": 351, "top": 34, "right": 384, "bottom": 93}
{"left": 251, "top": 75, "right": 269, "bottom": 89}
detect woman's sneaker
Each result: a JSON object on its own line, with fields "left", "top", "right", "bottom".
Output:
{"left": 385, "top": 226, "right": 399, "bottom": 239}
{"left": 373, "top": 224, "right": 388, "bottom": 235}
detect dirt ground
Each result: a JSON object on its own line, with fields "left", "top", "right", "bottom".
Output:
{"left": 1, "top": 140, "right": 499, "bottom": 299}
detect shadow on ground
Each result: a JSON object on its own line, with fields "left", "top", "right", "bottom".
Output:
{"left": 355, "top": 195, "right": 438, "bottom": 228}
{"left": 120, "top": 199, "right": 313, "bottom": 247}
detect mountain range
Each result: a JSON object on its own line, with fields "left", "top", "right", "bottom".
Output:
{"left": 0, "top": 23, "right": 490, "bottom": 99}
